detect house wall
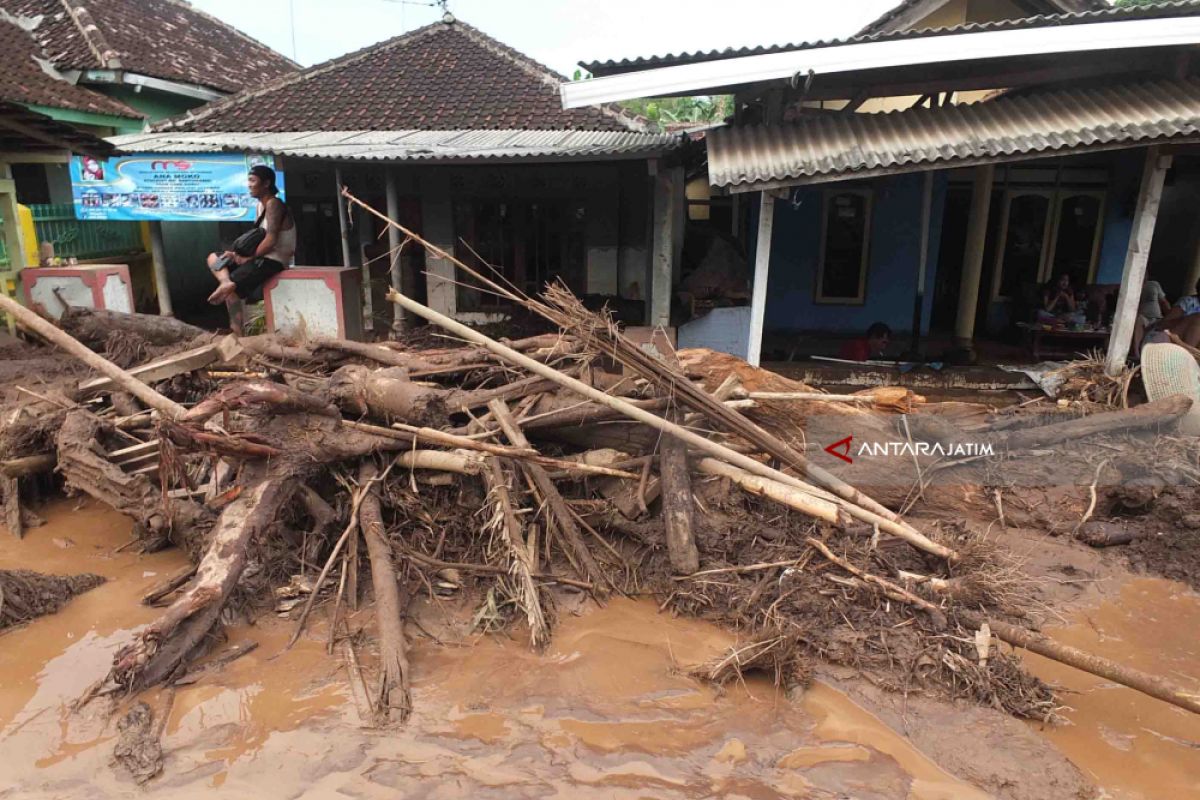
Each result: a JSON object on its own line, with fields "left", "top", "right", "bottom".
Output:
{"left": 100, "top": 85, "right": 199, "bottom": 124}
{"left": 753, "top": 171, "right": 947, "bottom": 338}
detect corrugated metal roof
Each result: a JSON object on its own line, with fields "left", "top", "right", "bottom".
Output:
{"left": 707, "top": 78, "right": 1200, "bottom": 191}
{"left": 106, "top": 129, "right": 678, "bottom": 162}
{"left": 580, "top": 0, "right": 1200, "bottom": 75}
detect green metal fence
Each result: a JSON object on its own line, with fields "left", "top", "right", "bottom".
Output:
{"left": 29, "top": 203, "right": 143, "bottom": 260}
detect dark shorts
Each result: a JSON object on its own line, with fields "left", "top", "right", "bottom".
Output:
{"left": 229, "top": 257, "right": 285, "bottom": 301}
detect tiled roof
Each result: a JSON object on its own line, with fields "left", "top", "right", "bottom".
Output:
{"left": 0, "top": 99, "right": 117, "bottom": 154}
{"left": 580, "top": 0, "right": 1178, "bottom": 76}
{"left": 155, "top": 18, "right": 644, "bottom": 134}
{"left": 109, "top": 129, "right": 679, "bottom": 163}
{"left": 0, "top": 11, "right": 139, "bottom": 118}
{"left": 707, "top": 78, "right": 1200, "bottom": 190}
{"left": 1, "top": 0, "right": 297, "bottom": 93}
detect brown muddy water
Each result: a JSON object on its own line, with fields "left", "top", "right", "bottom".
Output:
{"left": 0, "top": 498, "right": 1196, "bottom": 799}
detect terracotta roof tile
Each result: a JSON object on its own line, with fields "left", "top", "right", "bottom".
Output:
{"left": 0, "top": 12, "right": 140, "bottom": 118}
{"left": 156, "top": 19, "right": 643, "bottom": 134}
{"left": 2, "top": 0, "right": 297, "bottom": 93}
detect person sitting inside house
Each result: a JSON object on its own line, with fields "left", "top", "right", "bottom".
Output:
{"left": 1154, "top": 281, "right": 1200, "bottom": 348}
{"left": 838, "top": 322, "right": 891, "bottom": 361}
{"left": 1037, "top": 273, "right": 1086, "bottom": 325}
{"left": 205, "top": 165, "right": 295, "bottom": 332}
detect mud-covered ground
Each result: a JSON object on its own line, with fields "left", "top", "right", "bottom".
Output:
{"left": 2, "top": 498, "right": 1198, "bottom": 800}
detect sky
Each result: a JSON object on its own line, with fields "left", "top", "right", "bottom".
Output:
{"left": 189, "top": 0, "right": 898, "bottom": 76}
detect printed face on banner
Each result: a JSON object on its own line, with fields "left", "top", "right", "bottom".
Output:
{"left": 68, "top": 153, "right": 285, "bottom": 222}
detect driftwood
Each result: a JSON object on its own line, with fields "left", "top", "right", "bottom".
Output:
{"left": 483, "top": 456, "right": 549, "bottom": 648}
{"left": 1, "top": 453, "right": 56, "bottom": 478}
{"left": 659, "top": 413, "right": 700, "bottom": 575}
{"left": 357, "top": 462, "right": 411, "bottom": 724}
{"left": 106, "top": 466, "right": 296, "bottom": 692}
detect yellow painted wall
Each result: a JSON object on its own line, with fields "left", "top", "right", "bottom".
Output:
{"left": 18, "top": 205, "right": 37, "bottom": 267}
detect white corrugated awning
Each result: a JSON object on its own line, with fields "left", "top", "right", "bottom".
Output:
{"left": 707, "top": 78, "right": 1200, "bottom": 192}
{"left": 106, "top": 129, "right": 678, "bottom": 163}
{"left": 562, "top": 16, "right": 1200, "bottom": 108}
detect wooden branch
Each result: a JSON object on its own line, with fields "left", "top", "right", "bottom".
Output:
{"left": 358, "top": 462, "right": 411, "bottom": 724}
{"left": 483, "top": 457, "right": 549, "bottom": 648}
{"left": 998, "top": 394, "right": 1191, "bottom": 451}
{"left": 660, "top": 410, "right": 700, "bottom": 575}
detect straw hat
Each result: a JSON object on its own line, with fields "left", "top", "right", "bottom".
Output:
{"left": 1140, "top": 342, "right": 1200, "bottom": 435}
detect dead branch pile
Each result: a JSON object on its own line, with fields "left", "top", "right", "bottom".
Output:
{"left": 1, "top": 203, "right": 1197, "bottom": 738}
{"left": 0, "top": 569, "right": 105, "bottom": 629}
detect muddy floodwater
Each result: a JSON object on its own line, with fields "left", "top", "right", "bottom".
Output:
{"left": 2, "top": 499, "right": 1197, "bottom": 799}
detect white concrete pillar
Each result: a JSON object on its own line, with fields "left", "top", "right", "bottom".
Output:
{"left": 746, "top": 190, "right": 775, "bottom": 367}
{"left": 385, "top": 167, "right": 405, "bottom": 332}
{"left": 954, "top": 164, "right": 996, "bottom": 349}
{"left": 419, "top": 170, "right": 456, "bottom": 318}
{"left": 648, "top": 162, "right": 681, "bottom": 328}
{"left": 1106, "top": 146, "right": 1172, "bottom": 376}
{"left": 147, "top": 221, "right": 173, "bottom": 316}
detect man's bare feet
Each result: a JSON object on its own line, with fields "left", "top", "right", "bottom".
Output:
{"left": 208, "top": 281, "right": 237, "bottom": 304}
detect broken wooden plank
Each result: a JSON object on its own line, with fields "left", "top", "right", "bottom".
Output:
{"left": 80, "top": 336, "right": 243, "bottom": 394}
{"left": 3, "top": 475, "right": 22, "bottom": 539}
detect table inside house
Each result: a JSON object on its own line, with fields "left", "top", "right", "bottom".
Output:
{"left": 1018, "top": 323, "right": 1109, "bottom": 360}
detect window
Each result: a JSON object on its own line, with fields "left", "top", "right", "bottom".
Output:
{"left": 992, "top": 189, "right": 1105, "bottom": 300}
{"left": 816, "top": 190, "right": 872, "bottom": 304}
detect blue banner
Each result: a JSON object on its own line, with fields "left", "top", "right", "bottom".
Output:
{"left": 69, "top": 153, "right": 285, "bottom": 222}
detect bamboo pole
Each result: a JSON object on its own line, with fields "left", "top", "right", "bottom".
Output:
{"left": 698, "top": 459, "right": 840, "bottom": 523}
{"left": 0, "top": 294, "right": 185, "bottom": 420}
{"left": 385, "top": 288, "right": 957, "bottom": 562}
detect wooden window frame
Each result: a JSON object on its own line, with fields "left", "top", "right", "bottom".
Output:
{"left": 991, "top": 188, "right": 1107, "bottom": 301}
{"left": 815, "top": 188, "right": 873, "bottom": 305}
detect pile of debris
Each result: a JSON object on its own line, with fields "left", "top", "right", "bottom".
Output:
{"left": 1, "top": 205, "right": 1197, "bottom": 744}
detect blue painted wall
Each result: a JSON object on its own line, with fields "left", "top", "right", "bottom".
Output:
{"left": 752, "top": 171, "right": 947, "bottom": 336}
{"left": 1094, "top": 149, "right": 1143, "bottom": 284}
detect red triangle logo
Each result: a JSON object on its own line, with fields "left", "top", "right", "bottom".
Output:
{"left": 824, "top": 435, "right": 854, "bottom": 464}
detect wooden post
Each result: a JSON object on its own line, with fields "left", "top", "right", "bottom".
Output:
{"left": 385, "top": 168, "right": 405, "bottom": 333}
{"left": 357, "top": 203, "right": 374, "bottom": 333}
{"left": 1106, "top": 146, "right": 1171, "bottom": 376}
{"left": 334, "top": 168, "right": 353, "bottom": 269}
{"left": 746, "top": 190, "right": 775, "bottom": 367}
{"left": 660, "top": 416, "right": 700, "bottom": 575}
{"left": 910, "top": 171, "right": 934, "bottom": 357}
{"left": 148, "top": 221, "right": 173, "bottom": 316}
{"left": 954, "top": 164, "right": 995, "bottom": 353}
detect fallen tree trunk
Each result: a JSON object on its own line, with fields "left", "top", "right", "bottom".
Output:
{"left": 998, "top": 394, "right": 1192, "bottom": 451}
{"left": 58, "top": 307, "right": 205, "bottom": 348}
{"left": 107, "top": 467, "right": 296, "bottom": 692}
{"left": 357, "top": 462, "right": 411, "bottom": 724}
{"left": 660, "top": 413, "right": 700, "bottom": 575}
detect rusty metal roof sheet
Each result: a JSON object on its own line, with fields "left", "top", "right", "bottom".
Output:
{"left": 580, "top": 1, "right": 1200, "bottom": 76}
{"left": 107, "top": 129, "right": 679, "bottom": 163}
{"left": 707, "top": 78, "right": 1200, "bottom": 191}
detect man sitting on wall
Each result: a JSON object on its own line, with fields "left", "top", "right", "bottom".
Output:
{"left": 205, "top": 165, "right": 295, "bottom": 332}
{"left": 838, "top": 322, "right": 891, "bottom": 362}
